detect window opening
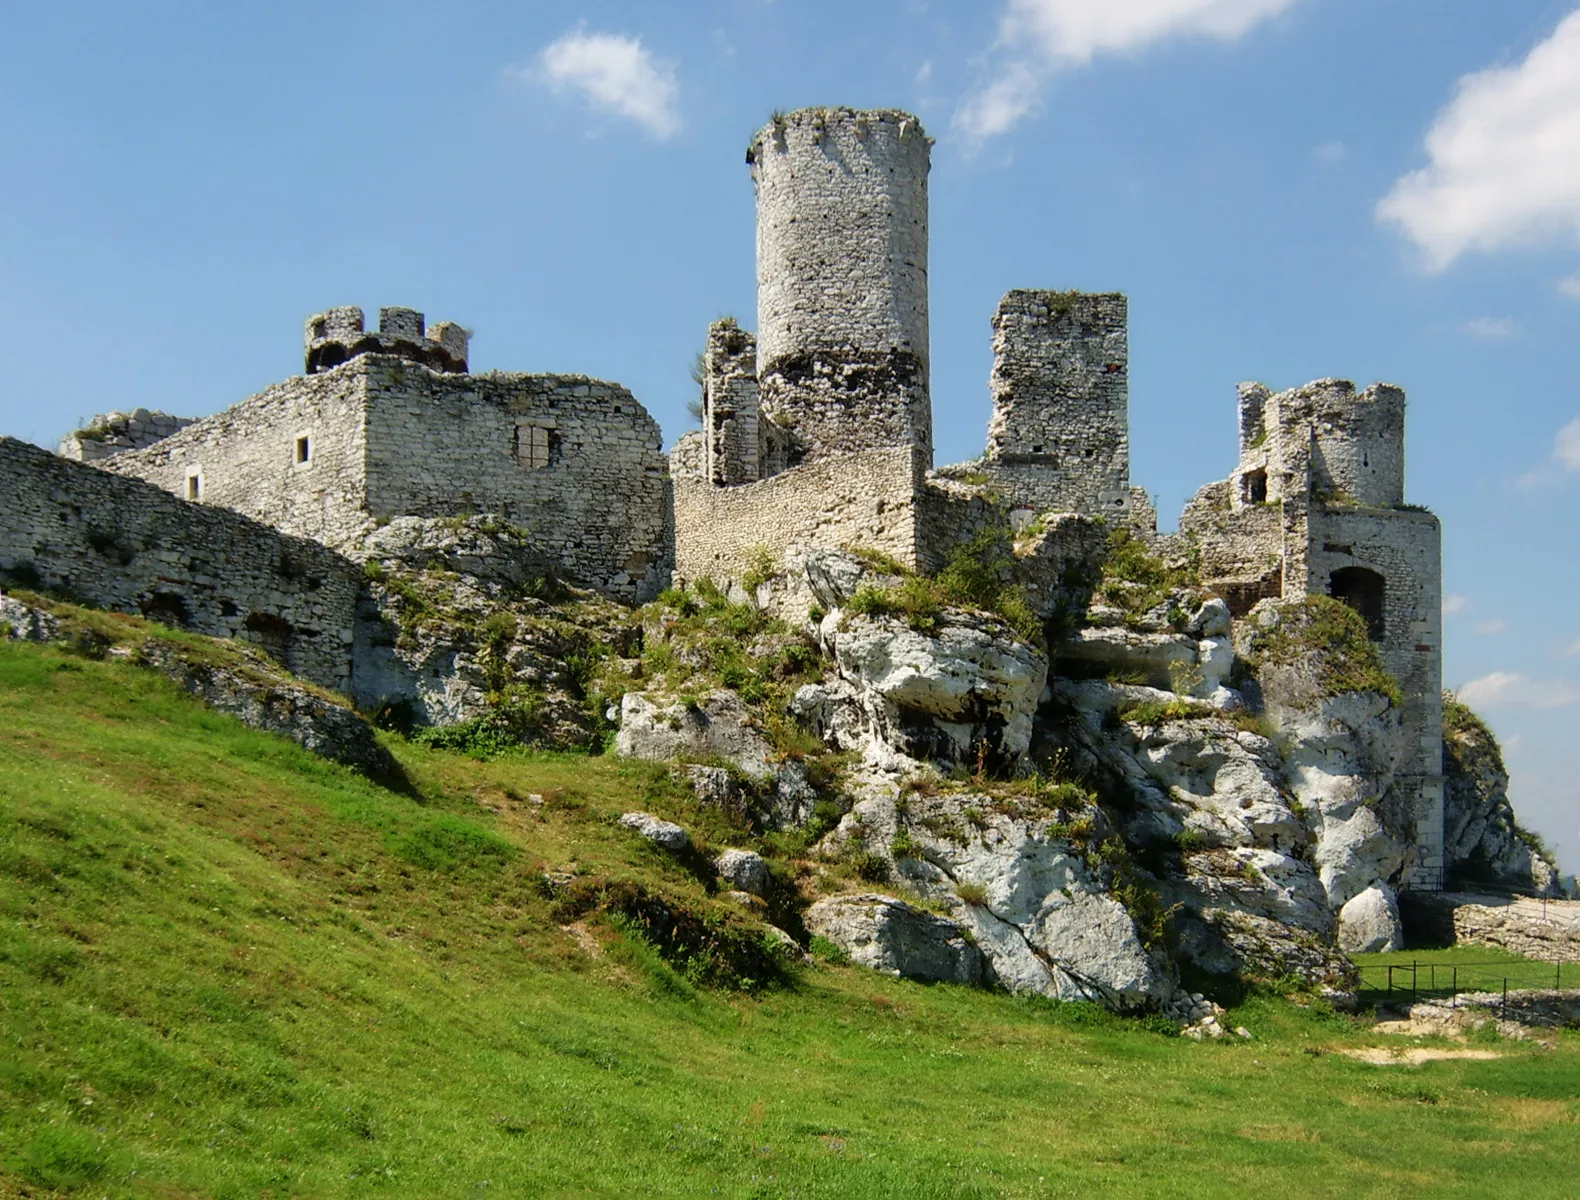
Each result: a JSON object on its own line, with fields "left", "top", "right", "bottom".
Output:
{"left": 1329, "top": 566, "right": 1386, "bottom": 640}
{"left": 295, "top": 436, "right": 311, "bottom": 465}
{"left": 515, "top": 423, "right": 553, "bottom": 469}
{"left": 186, "top": 473, "right": 202, "bottom": 502}
{"left": 1244, "top": 469, "right": 1268, "bottom": 504}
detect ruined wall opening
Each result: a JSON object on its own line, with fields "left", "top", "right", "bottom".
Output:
{"left": 295, "top": 435, "right": 311, "bottom": 465}
{"left": 244, "top": 611, "right": 295, "bottom": 670}
{"left": 186, "top": 472, "right": 203, "bottom": 501}
{"left": 1330, "top": 566, "right": 1386, "bottom": 640}
{"left": 1243, "top": 469, "right": 1268, "bottom": 504}
{"left": 140, "top": 592, "right": 192, "bottom": 628}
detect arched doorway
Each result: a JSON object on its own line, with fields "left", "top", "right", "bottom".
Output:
{"left": 1329, "top": 567, "right": 1386, "bottom": 640}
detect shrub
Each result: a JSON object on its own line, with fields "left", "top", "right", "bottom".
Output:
{"left": 890, "top": 829, "right": 922, "bottom": 860}
{"left": 851, "top": 850, "right": 891, "bottom": 883}
{"left": 808, "top": 935, "right": 850, "bottom": 965}
{"left": 740, "top": 545, "right": 777, "bottom": 594}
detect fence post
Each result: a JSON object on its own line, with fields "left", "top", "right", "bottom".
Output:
{"left": 1503, "top": 978, "right": 1509, "bottom": 1020}
{"left": 1387, "top": 966, "right": 1393, "bottom": 998}
{"left": 1412, "top": 962, "right": 1418, "bottom": 1004}
{"left": 1556, "top": 960, "right": 1562, "bottom": 991}
{"left": 1451, "top": 966, "right": 1457, "bottom": 1010}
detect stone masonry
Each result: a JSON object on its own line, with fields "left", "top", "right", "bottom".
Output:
{"left": 936, "top": 290, "right": 1133, "bottom": 519}
{"left": 104, "top": 315, "right": 672, "bottom": 602}
{"left": 749, "top": 108, "right": 933, "bottom": 479}
{"left": 59, "top": 409, "right": 197, "bottom": 463}
{"left": 679, "top": 107, "right": 1140, "bottom": 600}
{"left": 0, "top": 437, "right": 359, "bottom": 692}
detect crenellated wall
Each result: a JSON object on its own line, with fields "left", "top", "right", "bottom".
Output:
{"left": 107, "top": 349, "right": 673, "bottom": 602}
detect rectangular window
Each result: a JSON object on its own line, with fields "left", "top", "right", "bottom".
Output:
{"left": 515, "top": 423, "right": 553, "bottom": 469}
{"left": 186, "top": 472, "right": 203, "bottom": 501}
{"left": 295, "top": 435, "right": 311, "bottom": 465}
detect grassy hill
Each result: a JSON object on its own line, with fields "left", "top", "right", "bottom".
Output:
{"left": 3, "top": 632, "right": 1579, "bottom": 1199}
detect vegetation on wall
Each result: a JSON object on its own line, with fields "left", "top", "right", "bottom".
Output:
{"left": 1250, "top": 595, "right": 1403, "bottom": 706}
{"left": 845, "top": 531, "right": 1041, "bottom": 643}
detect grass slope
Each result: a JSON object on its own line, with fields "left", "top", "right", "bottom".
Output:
{"left": 3, "top": 638, "right": 1580, "bottom": 1198}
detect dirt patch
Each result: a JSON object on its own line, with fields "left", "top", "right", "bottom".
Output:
{"left": 561, "top": 920, "right": 603, "bottom": 958}
{"left": 1340, "top": 1046, "right": 1503, "bottom": 1065}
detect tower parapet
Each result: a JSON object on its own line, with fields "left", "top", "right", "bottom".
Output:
{"left": 304, "top": 306, "right": 470, "bottom": 375}
{"left": 748, "top": 107, "right": 932, "bottom": 475}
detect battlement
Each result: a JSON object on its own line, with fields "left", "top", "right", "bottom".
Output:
{"left": 1238, "top": 379, "right": 1407, "bottom": 509}
{"left": 304, "top": 306, "right": 469, "bottom": 376}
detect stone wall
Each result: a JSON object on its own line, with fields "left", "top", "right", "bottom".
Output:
{"left": 1309, "top": 505, "right": 1444, "bottom": 888}
{"left": 1243, "top": 380, "right": 1406, "bottom": 510}
{"left": 701, "top": 318, "right": 764, "bottom": 485}
{"left": 107, "top": 355, "right": 673, "bottom": 603}
{"left": 969, "top": 291, "right": 1130, "bottom": 516}
{"left": 360, "top": 361, "right": 672, "bottom": 601}
{"left": 105, "top": 368, "right": 373, "bottom": 549}
{"left": 0, "top": 437, "right": 358, "bottom": 692}
{"left": 59, "top": 409, "right": 197, "bottom": 463}
{"left": 674, "top": 447, "right": 922, "bottom": 588}
{"left": 749, "top": 107, "right": 932, "bottom": 475}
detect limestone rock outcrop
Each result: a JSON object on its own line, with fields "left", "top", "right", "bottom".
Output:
{"left": 619, "top": 812, "right": 690, "bottom": 851}
{"left": 1337, "top": 884, "right": 1404, "bottom": 953}
{"left": 822, "top": 787, "right": 1174, "bottom": 1009}
{"left": 803, "top": 893, "right": 984, "bottom": 984}
{"left": 1443, "top": 702, "right": 1561, "bottom": 896}
{"left": 817, "top": 609, "right": 1048, "bottom": 769}
{"left": 714, "top": 848, "right": 771, "bottom": 898}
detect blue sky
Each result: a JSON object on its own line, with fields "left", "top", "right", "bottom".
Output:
{"left": 2, "top": 1, "right": 1578, "bottom": 866}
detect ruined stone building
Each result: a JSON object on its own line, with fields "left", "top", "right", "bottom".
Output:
{"left": 1179, "top": 380, "right": 1444, "bottom": 888}
{"left": 671, "top": 107, "right": 1144, "bottom": 588}
{"left": 99, "top": 306, "right": 672, "bottom": 602}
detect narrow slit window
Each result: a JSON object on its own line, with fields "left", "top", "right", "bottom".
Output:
{"left": 186, "top": 473, "right": 203, "bottom": 502}
{"left": 295, "top": 435, "right": 311, "bottom": 465}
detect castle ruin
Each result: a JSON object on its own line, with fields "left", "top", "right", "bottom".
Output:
{"left": 15, "top": 104, "right": 1445, "bottom": 890}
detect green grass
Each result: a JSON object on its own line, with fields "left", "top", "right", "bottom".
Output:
{"left": 4, "top": 638, "right": 1580, "bottom": 1197}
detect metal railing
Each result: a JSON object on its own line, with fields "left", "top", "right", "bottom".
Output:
{"left": 1357, "top": 959, "right": 1571, "bottom": 1018}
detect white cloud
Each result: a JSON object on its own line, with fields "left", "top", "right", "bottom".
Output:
{"left": 1377, "top": 10, "right": 1580, "bottom": 270}
{"left": 1443, "top": 593, "right": 1469, "bottom": 616}
{"left": 1465, "top": 316, "right": 1520, "bottom": 339}
{"left": 525, "top": 27, "right": 680, "bottom": 140}
{"left": 1565, "top": 637, "right": 1580, "bottom": 656}
{"left": 1557, "top": 418, "right": 1580, "bottom": 470}
{"left": 1474, "top": 618, "right": 1509, "bottom": 635}
{"left": 1457, "top": 671, "right": 1580, "bottom": 710}
{"left": 955, "top": 0, "right": 1301, "bottom": 140}
{"left": 916, "top": 60, "right": 934, "bottom": 85}
{"left": 1313, "top": 140, "right": 1346, "bottom": 165}
{"left": 1560, "top": 272, "right": 1580, "bottom": 297}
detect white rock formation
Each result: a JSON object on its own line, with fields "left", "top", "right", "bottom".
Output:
{"left": 714, "top": 848, "right": 771, "bottom": 898}
{"left": 803, "top": 893, "right": 984, "bottom": 984}
{"left": 618, "top": 812, "right": 690, "bottom": 851}
{"left": 1337, "top": 883, "right": 1404, "bottom": 953}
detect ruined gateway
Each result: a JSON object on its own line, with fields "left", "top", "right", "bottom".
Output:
{"left": 5, "top": 106, "right": 1557, "bottom": 1013}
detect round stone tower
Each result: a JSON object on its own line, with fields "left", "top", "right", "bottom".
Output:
{"left": 748, "top": 107, "right": 932, "bottom": 474}
{"left": 1307, "top": 381, "right": 1406, "bottom": 507}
